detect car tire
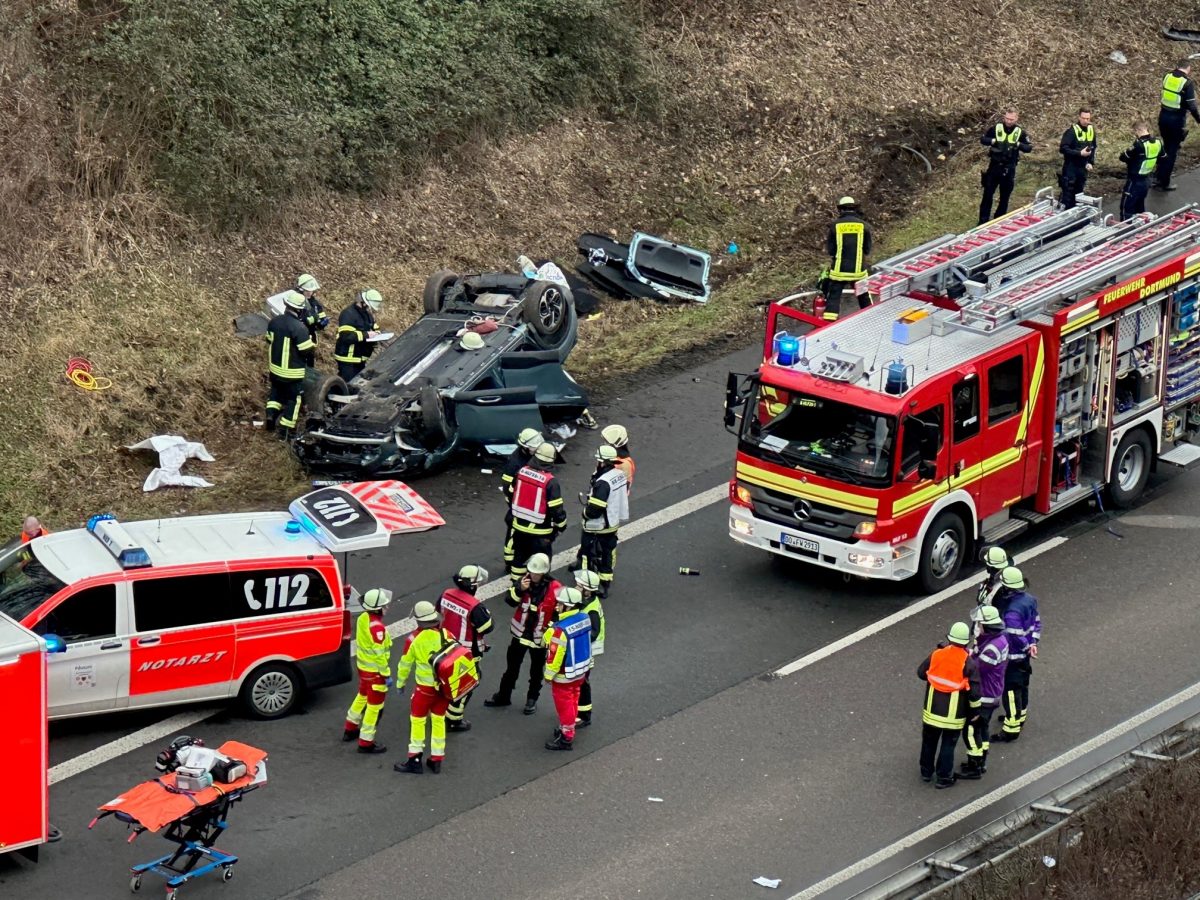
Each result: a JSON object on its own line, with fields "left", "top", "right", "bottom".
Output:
{"left": 524, "top": 281, "right": 571, "bottom": 339}
{"left": 423, "top": 269, "right": 459, "bottom": 315}
{"left": 1109, "top": 428, "right": 1152, "bottom": 508}
{"left": 304, "top": 372, "right": 349, "bottom": 420}
{"left": 917, "top": 511, "right": 966, "bottom": 594}
{"left": 239, "top": 662, "right": 301, "bottom": 719}
{"left": 417, "top": 384, "right": 455, "bottom": 449}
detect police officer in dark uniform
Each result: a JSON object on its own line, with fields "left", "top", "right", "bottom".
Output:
{"left": 819, "top": 196, "right": 873, "bottom": 316}
{"left": 296, "top": 273, "right": 330, "bottom": 346}
{"left": 978, "top": 108, "right": 1033, "bottom": 225}
{"left": 1119, "top": 122, "right": 1163, "bottom": 221}
{"left": 265, "top": 290, "right": 315, "bottom": 439}
{"left": 1058, "top": 108, "right": 1096, "bottom": 209}
{"left": 1156, "top": 60, "right": 1200, "bottom": 192}
{"left": 333, "top": 289, "right": 383, "bottom": 382}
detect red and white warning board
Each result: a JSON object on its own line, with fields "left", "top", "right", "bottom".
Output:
{"left": 289, "top": 481, "right": 445, "bottom": 553}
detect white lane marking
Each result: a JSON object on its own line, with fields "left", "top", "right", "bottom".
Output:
{"left": 386, "top": 483, "right": 729, "bottom": 635}
{"left": 772, "top": 536, "right": 1068, "bottom": 678}
{"left": 786, "top": 676, "right": 1200, "bottom": 900}
{"left": 49, "top": 707, "right": 219, "bottom": 785}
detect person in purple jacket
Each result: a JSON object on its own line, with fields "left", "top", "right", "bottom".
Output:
{"left": 961, "top": 605, "right": 1009, "bottom": 779}
{"left": 992, "top": 566, "right": 1041, "bottom": 742}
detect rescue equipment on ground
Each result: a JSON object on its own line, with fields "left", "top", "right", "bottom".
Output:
{"left": 65, "top": 356, "right": 113, "bottom": 391}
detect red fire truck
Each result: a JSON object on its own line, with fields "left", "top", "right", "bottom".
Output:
{"left": 725, "top": 191, "right": 1200, "bottom": 592}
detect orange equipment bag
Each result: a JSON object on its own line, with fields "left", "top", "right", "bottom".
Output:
{"left": 431, "top": 639, "right": 479, "bottom": 701}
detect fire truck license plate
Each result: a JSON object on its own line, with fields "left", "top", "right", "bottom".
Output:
{"left": 781, "top": 534, "right": 818, "bottom": 553}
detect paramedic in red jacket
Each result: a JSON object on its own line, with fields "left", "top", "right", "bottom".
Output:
{"left": 394, "top": 601, "right": 454, "bottom": 775}
{"left": 543, "top": 586, "right": 593, "bottom": 752}
{"left": 438, "top": 564, "right": 494, "bottom": 732}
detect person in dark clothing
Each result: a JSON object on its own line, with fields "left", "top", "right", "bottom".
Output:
{"left": 265, "top": 290, "right": 315, "bottom": 439}
{"left": 1058, "top": 109, "right": 1096, "bottom": 209}
{"left": 1119, "top": 122, "right": 1163, "bottom": 221}
{"left": 501, "top": 428, "right": 544, "bottom": 576}
{"left": 818, "top": 197, "right": 873, "bottom": 316}
{"left": 484, "top": 553, "right": 560, "bottom": 715}
{"left": 917, "top": 621, "right": 981, "bottom": 788}
{"left": 333, "top": 289, "right": 383, "bottom": 382}
{"left": 978, "top": 108, "right": 1033, "bottom": 224}
{"left": 296, "top": 273, "right": 330, "bottom": 345}
{"left": 1156, "top": 61, "right": 1200, "bottom": 192}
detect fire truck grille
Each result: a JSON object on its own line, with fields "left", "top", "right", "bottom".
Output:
{"left": 746, "top": 483, "right": 860, "bottom": 541}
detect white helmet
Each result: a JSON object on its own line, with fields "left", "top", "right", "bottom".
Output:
{"left": 574, "top": 569, "right": 601, "bottom": 593}
{"left": 596, "top": 444, "right": 618, "bottom": 463}
{"left": 413, "top": 600, "right": 439, "bottom": 623}
{"left": 600, "top": 424, "right": 628, "bottom": 448}
{"left": 460, "top": 331, "right": 485, "bottom": 351}
{"left": 533, "top": 442, "right": 557, "bottom": 464}
{"left": 360, "top": 289, "right": 383, "bottom": 311}
{"left": 282, "top": 290, "right": 307, "bottom": 310}
{"left": 517, "top": 428, "right": 544, "bottom": 452}
{"left": 455, "top": 564, "right": 489, "bottom": 589}
{"left": 556, "top": 586, "right": 583, "bottom": 608}
{"left": 526, "top": 553, "right": 551, "bottom": 575}
{"left": 296, "top": 274, "right": 321, "bottom": 293}
{"left": 361, "top": 587, "right": 393, "bottom": 610}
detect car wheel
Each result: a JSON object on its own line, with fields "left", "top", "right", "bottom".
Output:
{"left": 525, "top": 282, "right": 570, "bottom": 338}
{"left": 417, "top": 384, "right": 455, "bottom": 449}
{"left": 1109, "top": 428, "right": 1152, "bottom": 508}
{"left": 423, "top": 269, "right": 459, "bottom": 314}
{"left": 239, "top": 662, "right": 301, "bottom": 719}
{"left": 917, "top": 511, "right": 966, "bottom": 594}
{"left": 304, "top": 373, "right": 349, "bottom": 420}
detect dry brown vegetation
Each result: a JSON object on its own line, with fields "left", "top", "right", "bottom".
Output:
{"left": 0, "top": 0, "right": 1194, "bottom": 531}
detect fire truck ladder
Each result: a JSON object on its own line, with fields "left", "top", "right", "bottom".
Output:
{"left": 864, "top": 191, "right": 1097, "bottom": 301}
{"left": 952, "top": 207, "right": 1200, "bottom": 334}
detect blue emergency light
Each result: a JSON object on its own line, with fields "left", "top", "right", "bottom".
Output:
{"left": 87, "top": 513, "right": 152, "bottom": 569}
{"left": 285, "top": 519, "right": 302, "bottom": 534}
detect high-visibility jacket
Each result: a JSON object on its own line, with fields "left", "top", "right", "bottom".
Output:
{"left": 1162, "top": 71, "right": 1189, "bottom": 111}
{"left": 613, "top": 452, "right": 636, "bottom": 497}
{"left": 355, "top": 611, "right": 392, "bottom": 677}
{"left": 511, "top": 465, "right": 566, "bottom": 535}
{"left": 507, "top": 578, "right": 561, "bottom": 646}
{"left": 543, "top": 610, "right": 592, "bottom": 683}
{"left": 583, "top": 464, "right": 629, "bottom": 533}
{"left": 825, "top": 212, "right": 872, "bottom": 281}
{"left": 1120, "top": 135, "right": 1162, "bottom": 179}
{"left": 333, "top": 302, "right": 377, "bottom": 366}
{"left": 266, "top": 312, "right": 315, "bottom": 380}
{"left": 582, "top": 595, "right": 605, "bottom": 655}
{"left": 982, "top": 122, "right": 1032, "bottom": 167}
{"left": 398, "top": 626, "right": 454, "bottom": 689}
{"left": 438, "top": 587, "right": 493, "bottom": 656}
{"left": 20, "top": 527, "right": 49, "bottom": 544}
{"left": 917, "top": 644, "right": 979, "bottom": 729}
{"left": 1059, "top": 123, "right": 1096, "bottom": 172}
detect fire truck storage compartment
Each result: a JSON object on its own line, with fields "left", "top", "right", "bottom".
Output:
{"left": 1166, "top": 284, "right": 1200, "bottom": 409}
{"left": 1113, "top": 302, "right": 1163, "bottom": 421}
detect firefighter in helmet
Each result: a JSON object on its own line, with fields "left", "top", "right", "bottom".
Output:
{"left": 506, "top": 441, "right": 567, "bottom": 586}
{"left": 295, "top": 273, "right": 330, "bottom": 345}
{"left": 485, "top": 552, "right": 561, "bottom": 715}
{"left": 576, "top": 444, "right": 629, "bottom": 597}
{"left": 265, "top": 290, "right": 315, "bottom": 439}
{"left": 543, "top": 585, "right": 592, "bottom": 752}
{"left": 574, "top": 569, "right": 605, "bottom": 728}
{"left": 342, "top": 587, "right": 393, "bottom": 754}
{"left": 819, "top": 196, "right": 873, "bottom": 315}
{"left": 600, "top": 424, "right": 636, "bottom": 497}
{"left": 394, "top": 601, "right": 454, "bottom": 774}
{"left": 333, "top": 289, "right": 383, "bottom": 382}
{"left": 438, "top": 564, "right": 494, "bottom": 732}
{"left": 501, "top": 428, "right": 545, "bottom": 575}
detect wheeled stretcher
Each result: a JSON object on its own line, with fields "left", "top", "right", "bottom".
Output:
{"left": 89, "top": 741, "right": 267, "bottom": 899}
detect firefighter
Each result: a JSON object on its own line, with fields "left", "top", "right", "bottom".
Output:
{"left": 577, "top": 444, "right": 629, "bottom": 597}
{"left": 978, "top": 108, "right": 1033, "bottom": 225}
{"left": 961, "top": 605, "right": 1009, "bottom": 779}
{"left": 917, "top": 621, "right": 980, "bottom": 788}
{"left": 484, "top": 553, "right": 561, "bottom": 714}
{"left": 1119, "top": 122, "right": 1163, "bottom": 222}
{"left": 20, "top": 516, "right": 49, "bottom": 543}
{"left": 971, "top": 546, "right": 1009, "bottom": 640}
{"left": 295, "top": 273, "right": 330, "bottom": 345}
{"left": 342, "top": 588, "right": 393, "bottom": 754}
{"left": 993, "top": 567, "right": 1041, "bottom": 742}
{"left": 1058, "top": 108, "right": 1096, "bottom": 209}
{"left": 1155, "top": 60, "right": 1200, "bottom": 192}
{"left": 601, "top": 424, "right": 636, "bottom": 496}
{"left": 265, "top": 290, "right": 315, "bottom": 439}
{"left": 501, "top": 429, "right": 545, "bottom": 576}
{"left": 333, "top": 289, "right": 383, "bottom": 382}
{"left": 506, "top": 441, "right": 567, "bottom": 585}
{"left": 574, "top": 570, "right": 605, "bottom": 728}
{"left": 394, "top": 601, "right": 455, "bottom": 774}
{"left": 818, "top": 196, "right": 873, "bottom": 315}
{"left": 438, "top": 564, "right": 493, "bottom": 732}
{"left": 543, "top": 586, "right": 592, "bottom": 752}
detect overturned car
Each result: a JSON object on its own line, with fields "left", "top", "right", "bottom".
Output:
{"left": 293, "top": 266, "right": 587, "bottom": 477}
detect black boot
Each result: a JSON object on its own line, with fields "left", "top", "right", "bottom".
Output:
{"left": 523, "top": 698, "right": 538, "bottom": 715}
{"left": 356, "top": 741, "right": 387, "bottom": 754}
{"left": 576, "top": 712, "right": 592, "bottom": 728}
{"left": 980, "top": 750, "right": 989, "bottom": 773}
{"left": 958, "top": 759, "right": 983, "bottom": 780}
{"left": 265, "top": 414, "right": 277, "bottom": 433}
{"left": 426, "top": 757, "right": 442, "bottom": 773}
{"left": 342, "top": 728, "right": 360, "bottom": 742}
{"left": 993, "top": 731, "right": 1020, "bottom": 743}
{"left": 484, "top": 694, "right": 511, "bottom": 708}
{"left": 394, "top": 754, "right": 423, "bottom": 774}
{"left": 447, "top": 719, "right": 472, "bottom": 732}
{"left": 935, "top": 776, "right": 957, "bottom": 789}
{"left": 545, "top": 731, "right": 574, "bottom": 751}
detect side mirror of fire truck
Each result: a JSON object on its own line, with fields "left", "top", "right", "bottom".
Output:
{"left": 42, "top": 634, "right": 67, "bottom": 653}
{"left": 724, "top": 372, "right": 751, "bottom": 433}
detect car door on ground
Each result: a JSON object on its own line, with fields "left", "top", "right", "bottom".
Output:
{"left": 31, "top": 582, "right": 129, "bottom": 717}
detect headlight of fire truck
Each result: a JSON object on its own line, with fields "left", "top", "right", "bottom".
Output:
{"left": 847, "top": 552, "right": 885, "bottom": 569}
{"left": 853, "top": 521, "right": 877, "bottom": 538}
{"left": 730, "top": 482, "right": 753, "bottom": 508}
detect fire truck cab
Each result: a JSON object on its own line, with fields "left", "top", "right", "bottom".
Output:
{"left": 726, "top": 193, "right": 1200, "bottom": 592}
{"left": 0, "top": 481, "right": 442, "bottom": 719}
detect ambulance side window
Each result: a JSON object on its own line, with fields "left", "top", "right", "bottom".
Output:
{"left": 987, "top": 356, "right": 1024, "bottom": 424}
{"left": 230, "top": 568, "right": 333, "bottom": 616}
{"left": 132, "top": 574, "right": 235, "bottom": 631}
{"left": 953, "top": 380, "right": 980, "bottom": 442}
{"left": 33, "top": 584, "right": 117, "bottom": 643}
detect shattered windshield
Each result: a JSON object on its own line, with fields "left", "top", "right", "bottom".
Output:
{"left": 0, "top": 541, "right": 66, "bottom": 623}
{"left": 741, "top": 383, "right": 895, "bottom": 485}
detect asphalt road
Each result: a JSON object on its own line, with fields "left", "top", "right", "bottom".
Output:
{"left": 7, "top": 176, "right": 1200, "bottom": 900}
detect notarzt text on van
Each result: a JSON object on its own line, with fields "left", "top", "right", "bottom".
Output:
{"left": 137, "top": 651, "right": 228, "bottom": 672}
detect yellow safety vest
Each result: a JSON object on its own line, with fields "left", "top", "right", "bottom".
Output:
{"left": 1139, "top": 138, "right": 1163, "bottom": 176}
{"left": 830, "top": 221, "right": 867, "bottom": 281}
{"left": 581, "top": 596, "right": 605, "bottom": 655}
{"left": 355, "top": 612, "right": 392, "bottom": 676}
{"left": 1162, "top": 72, "right": 1188, "bottom": 110}
{"left": 994, "top": 123, "right": 1022, "bottom": 145}
{"left": 1072, "top": 123, "right": 1094, "bottom": 143}
{"left": 398, "top": 627, "right": 451, "bottom": 688}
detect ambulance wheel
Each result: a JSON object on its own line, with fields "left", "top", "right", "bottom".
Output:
{"left": 240, "top": 663, "right": 300, "bottom": 719}
{"left": 129, "top": 874, "right": 142, "bottom": 892}
{"left": 917, "top": 511, "right": 966, "bottom": 594}
{"left": 1109, "top": 429, "right": 1152, "bottom": 508}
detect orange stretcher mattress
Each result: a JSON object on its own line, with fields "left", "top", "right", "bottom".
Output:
{"left": 97, "top": 741, "right": 268, "bottom": 833}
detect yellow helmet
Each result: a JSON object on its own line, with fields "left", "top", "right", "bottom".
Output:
{"left": 947, "top": 622, "right": 971, "bottom": 646}
{"left": 533, "top": 442, "right": 557, "bottom": 464}
{"left": 517, "top": 428, "right": 544, "bottom": 451}
{"left": 460, "top": 332, "right": 485, "bottom": 351}
{"left": 297, "top": 273, "right": 320, "bottom": 293}
{"left": 361, "top": 587, "right": 393, "bottom": 610}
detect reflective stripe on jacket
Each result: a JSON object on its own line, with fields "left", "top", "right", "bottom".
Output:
{"left": 266, "top": 313, "right": 314, "bottom": 379}
{"left": 582, "top": 596, "right": 605, "bottom": 655}
{"left": 438, "top": 587, "right": 492, "bottom": 655}
{"left": 826, "top": 213, "right": 872, "bottom": 281}
{"left": 999, "top": 589, "right": 1041, "bottom": 660}
{"left": 583, "top": 466, "right": 629, "bottom": 533}
{"left": 918, "top": 645, "right": 979, "bottom": 729}
{"left": 511, "top": 466, "right": 565, "bottom": 534}
{"left": 971, "top": 630, "right": 1009, "bottom": 705}
{"left": 355, "top": 611, "right": 392, "bottom": 676}
{"left": 543, "top": 610, "right": 592, "bottom": 683}
{"left": 1138, "top": 139, "right": 1163, "bottom": 176}
{"left": 508, "top": 579, "right": 560, "bottom": 645}
{"left": 334, "top": 302, "right": 377, "bottom": 365}
{"left": 398, "top": 626, "right": 453, "bottom": 688}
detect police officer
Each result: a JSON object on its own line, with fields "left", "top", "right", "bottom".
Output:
{"left": 342, "top": 588, "right": 393, "bottom": 754}
{"left": 577, "top": 444, "right": 629, "bottom": 597}
{"left": 978, "top": 108, "right": 1033, "bottom": 225}
{"left": 819, "top": 196, "right": 873, "bottom": 315}
{"left": 574, "top": 570, "right": 605, "bottom": 728}
{"left": 265, "top": 290, "right": 315, "bottom": 439}
{"left": 333, "top": 289, "right": 383, "bottom": 382}
{"left": 484, "top": 553, "right": 561, "bottom": 714}
{"left": 438, "top": 564, "right": 494, "bottom": 732}
{"left": 1156, "top": 60, "right": 1200, "bottom": 192}
{"left": 394, "top": 601, "right": 455, "bottom": 774}
{"left": 917, "top": 622, "right": 980, "bottom": 788}
{"left": 992, "top": 566, "right": 1042, "bottom": 742}
{"left": 1119, "top": 123, "right": 1163, "bottom": 221}
{"left": 296, "top": 273, "right": 330, "bottom": 345}
{"left": 961, "top": 605, "right": 1008, "bottom": 779}
{"left": 543, "top": 586, "right": 592, "bottom": 752}
{"left": 601, "top": 424, "right": 636, "bottom": 497}
{"left": 506, "top": 441, "right": 567, "bottom": 585}
{"left": 1058, "top": 108, "right": 1096, "bottom": 209}
{"left": 501, "top": 429, "right": 545, "bottom": 576}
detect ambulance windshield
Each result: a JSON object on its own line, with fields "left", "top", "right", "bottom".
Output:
{"left": 742, "top": 384, "right": 895, "bottom": 485}
{"left": 0, "top": 542, "right": 66, "bottom": 622}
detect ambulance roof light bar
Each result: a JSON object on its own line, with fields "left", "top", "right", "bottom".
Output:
{"left": 86, "top": 514, "right": 152, "bottom": 569}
